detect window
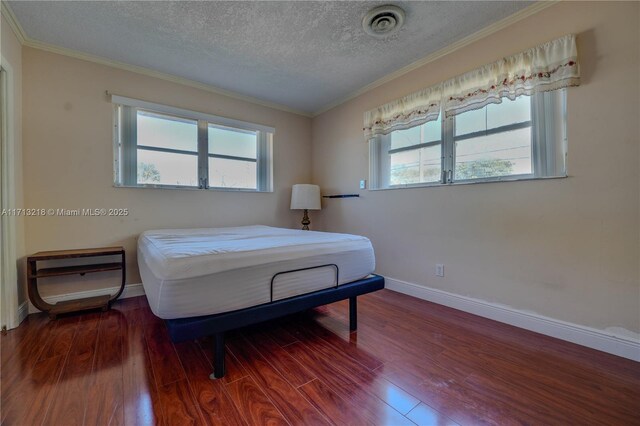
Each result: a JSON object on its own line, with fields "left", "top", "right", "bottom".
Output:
{"left": 113, "top": 96, "right": 273, "bottom": 191}
{"left": 388, "top": 116, "right": 442, "bottom": 186}
{"left": 370, "top": 90, "right": 566, "bottom": 189}
{"left": 208, "top": 125, "right": 258, "bottom": 189}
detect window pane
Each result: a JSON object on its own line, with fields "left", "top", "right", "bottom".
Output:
{"left": 137, "top": 110, "right": 197, "bottom": 152}
{"left": 137, "top": 149, "right": 198, "bottom": 186}
{"left": 390, "top": 116, "right": 441, "bottom": 150}
{"left": 455, "top": 108, "right": 485, "bottom": 137}
{"left": 390, "top": 144, "right": 441, "bottom": 185}
{"left": 455, "top": 96, "right": 531, "bottom": 137}
{"left": 486, "top": 96, "right": 531, "bottom": 129}
{"left": 209, "top": 158, "right": 257, "bottom": 189}
{"left": 455, "top": 127, "right": 532, "bottom": 180}
{"left": 209, "top": 125, "right": 257, "bottom": 159}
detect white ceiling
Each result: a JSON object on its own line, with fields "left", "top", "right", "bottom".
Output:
{"left": 8, "top": 1, "right": 533, "bottom": 115}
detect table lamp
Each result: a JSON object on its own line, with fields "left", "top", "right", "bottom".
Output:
{"left": 290, "top": 184, "right": 321, "bottom": 230}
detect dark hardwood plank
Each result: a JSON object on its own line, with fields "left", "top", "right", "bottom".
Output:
{"left": 370, "top": 290, "right": 640, "bottom": 382}
{"left": 255, "top": 320, "right": 300, "bottom": 347}
{"left": 466, "top": 368, "right": 639, "bottom": 425}
{"left": 0, "top": 313, "right": 48, "bottom": 365}
{"left": 84, "top": 310, "right": 125, "bottom": 426}
{"left": 174, "top": 340, "right": 246, "bottom": 426}
{"left": 137, "top": 299, "right": 165, "bottom": 326}
{"left": 244, "top": 328, "right": 316, "bottom": 388}
{"left": 4, "top": 313, "right": 52, "bottom": 364}
{"left": 198, "top": 336, "right": 249, "bottom": 385}
{"left": 283, "top": 322, "right": 420, "bottom": 416}
{"left": 314, "top": 313, "right": 443, "bottom": 365}
{"left": 42, "top": 312, "right": 101, "bottom": 426}
{"left": 406, "top": 403, "right": 461, "bottom": 426}
{"left": 157, "top": 379, "right": 204, "bottom": 425}
{"left": 316, "top": 302, "right": 447, "bottom": 363}
{"left": 0, "top": 316, "right": 29, "bottom": 354}
{"left": 228, "top": 337, "right": 330, "bottom": 425}
{"left": 299, "top": 379, "right": 373, "bottom": 426}
{"left": 286, "top": 317, "right": 383, "bottom": 371}
{"left": 83, "top": 384, "right": 123, "bottom": 426}
{"left": 120, "top": 303, "right": 156, "bottom": 326}
{"left": 67, "top": 311, "right": 102, "bottom": 357}
{"left": 122, "top": 315, "right": 165, "bottom": 426}
{"left": 375, "top": 357, "right": 533, "bottom": 425}
{"left": 1, "top": 354, "right": 66, "bottom": 425}
{"left": 2, "top": 292, "right": 639, "bottom": 426}
{"left": 358, "top": 291, "right": 640, "bottom": 424}
{"left": 441, "top": 347, "right": 640, "bottom": 424}
{"left": 284, "top": 341, "right": 415, "bottom": 426}
{"left": 145, "top": 320, "right": 186, "bottom": 387}
{"left": 111, "top": 295, "right": 141, "bottom": 312}
{"left": 225, "top": 376, "right": 289, "bottom": 426}
{"left": 37, "top": 315, "right": 80, "bottom": 361}
{"left": 1, "top": 313, "right": 51, "bottom": 420}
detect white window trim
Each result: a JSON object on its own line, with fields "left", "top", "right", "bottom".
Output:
{"left": 111, "top": 94, "right": 275, "bottom": 134}
{"left": 369, "top": 91, "right": 568, "bottom": 190}
{"left": 112, "top": 95, "right": 274, "bottom": 192}
{"left": 368, "top": 175, "right": 568, "bottom": 192}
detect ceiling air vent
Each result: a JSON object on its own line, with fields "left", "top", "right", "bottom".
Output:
{"left": 362, "top": 5, "right": 405, "bottom": 38}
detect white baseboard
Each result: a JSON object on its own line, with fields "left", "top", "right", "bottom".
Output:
{"left": 17, "top": 301, "right": 29, "bottom": 324}
{"left": 384, "top": 277, "right": 640, "bottom": 362}
{"left": 28, "top": 283, "right": 146, "bottom": 314}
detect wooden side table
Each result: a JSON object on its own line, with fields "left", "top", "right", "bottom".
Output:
{"left": 27, "top": 247, "right": 126, "bottom": 319}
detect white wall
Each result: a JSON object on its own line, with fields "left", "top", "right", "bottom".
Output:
{"left": 11, "top": 2, "right": 640, "bottom": 339}
{"left": 22, "top": 47, "right": 312, "bottom": 297}
{"left": 311, "top": 2, "right": 640, "bottom": 335}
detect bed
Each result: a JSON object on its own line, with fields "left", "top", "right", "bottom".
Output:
{"left": 138, "top": 225, "right": 384, "bottom": 378}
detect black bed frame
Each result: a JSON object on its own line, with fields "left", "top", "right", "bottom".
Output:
{"left": 165, "top": 271, "right": 385, "bottom": 379}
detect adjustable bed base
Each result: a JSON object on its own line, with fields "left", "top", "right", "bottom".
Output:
{"left": 138, "top": 225, "right": 382, "bottom": 379}
{"left": 165, "top": 273, "right": 384, "bottom": 379}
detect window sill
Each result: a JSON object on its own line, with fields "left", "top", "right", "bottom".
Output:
{"left": 113, "top": 184, "right": 272, "bottom": 193}
{"left": 369, "top": 174, "right": 568, "bottom": 191}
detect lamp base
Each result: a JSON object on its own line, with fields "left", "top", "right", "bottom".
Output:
{"left": 301, "top": 209, "right": 310, "bottom": 230}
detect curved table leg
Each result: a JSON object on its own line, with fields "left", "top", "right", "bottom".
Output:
{"left": 27, "top": 261, "right": 55, "bottom": 314}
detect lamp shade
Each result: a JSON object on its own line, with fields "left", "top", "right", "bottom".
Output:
{"left": 290, "top": 184, "right": 321, "bottom": 210}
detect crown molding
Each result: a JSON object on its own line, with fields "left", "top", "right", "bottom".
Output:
{"left": 1, "top": 1, "right": 312, "bottom": 118}
{"left": 1, "top": 1, "right": 26, "bottom": 44}
{"left": 311, "top": 1, "right": 559, "bottom": 117}
{"left": 3, "top": 0, "right": 557, "bottom": 119}
{"left": 23, "top": 37, "right": 313, "bottom": 117}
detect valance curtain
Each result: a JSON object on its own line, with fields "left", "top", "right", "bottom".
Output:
{"left": 363, "top": 84, "right": 442, "bottom": 139}
{"left": 363, "top": 34, "right": 580, "bottom": 139}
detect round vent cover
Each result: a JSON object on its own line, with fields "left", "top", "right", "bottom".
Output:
{"left": 362, "top": 5, "right": 405, "bottom": 38}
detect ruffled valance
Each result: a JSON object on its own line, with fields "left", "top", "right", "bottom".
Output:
{"left": 443, "top": 34, "right": 579, "bottom": 116}
{"left": 363, "top": 84, "right": 442, "bottom": 139}
{"left": 364, "top": 34, "right": 580, "bottom": 139}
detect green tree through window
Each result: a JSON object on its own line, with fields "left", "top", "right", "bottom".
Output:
{"left": 137, "top": 162, "right": 161, "bottom": 183}
{"left": 455, "top": 159, "right": 514, "bottom": 180}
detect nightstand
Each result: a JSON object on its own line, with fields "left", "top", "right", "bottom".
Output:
{"left": 27, "top": 247, "right": 126, "bottom": 319}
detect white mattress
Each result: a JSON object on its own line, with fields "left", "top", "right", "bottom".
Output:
{"left": 138, "top": 225, "right": 375, "bottom": 319}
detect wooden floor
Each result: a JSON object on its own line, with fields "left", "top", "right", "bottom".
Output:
{"left": 1, "top": 290, "right": 639, "bottom": 426}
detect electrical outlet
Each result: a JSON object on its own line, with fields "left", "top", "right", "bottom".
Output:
{"left": 436, "top": 264, "right": 444, "bottom": 277}
{"left": 359, "top": 180, "right": 366, "bottom": 189}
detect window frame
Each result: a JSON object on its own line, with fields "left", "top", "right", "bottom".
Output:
{"left": 112, "top": 95, "right": 273, "bottom": 192}
{"left": 369, "top": 90, "right": 567, "bottom": 190}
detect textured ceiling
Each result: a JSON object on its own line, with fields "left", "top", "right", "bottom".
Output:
{"left": 9, "top": 1, "right": 532, "bottom": 114}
